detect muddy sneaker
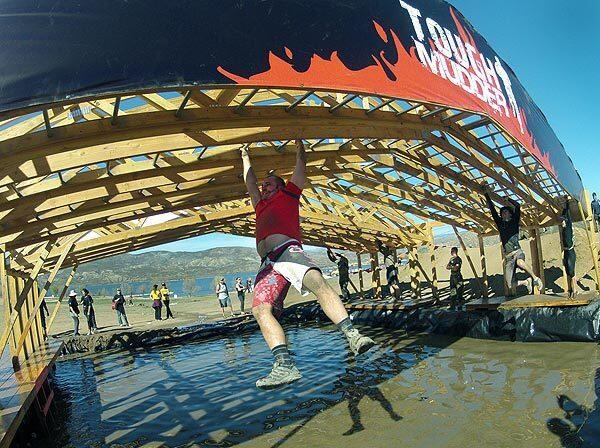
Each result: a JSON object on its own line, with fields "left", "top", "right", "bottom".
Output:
{"left": 256, "top": 361, "right": 302, "bottom": 389}
{"left": 532, "top": 277, "right": 543, "bottom": 294}
{"left": 346, "top": 329, "right": 375, "bottom": 356}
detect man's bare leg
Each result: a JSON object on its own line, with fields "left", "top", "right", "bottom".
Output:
{"left": 516, "top": 259, "right": 543, "bottom": 292}
{"left": 253, "top": 303, "right": 301, "bottom": 389}
{"left": 302, "top": 269, "right": 349, "bottom": 324}
{"left": 302, "top": 269, "right": 375, "bottom": 355}
{"left": 253, "top": 304, "right": 286, "bottom": 349}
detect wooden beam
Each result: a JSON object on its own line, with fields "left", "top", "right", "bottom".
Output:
{"left": 409, "top": 246, "right": 421, "bottom": 300}
{"left": 46, "top": 265, "right": 77, "bottom": 334}
{"left": 478, "top": 235, "right": 489, "bottom": 298}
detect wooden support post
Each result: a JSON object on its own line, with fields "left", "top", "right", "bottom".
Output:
{"left": 557, "top": 226, "right": 570, "bottom": 294}
{"left": 409, "top": 246, "right": 421, "bottom": 300}
{"left": 529, "top": 228, "right": 545, "bottom": 294}
{"left": 478, "top": 235, "right": 489, "bottom": 298}
{"left": 46, "top": 265, "right": 78, "bottom": 334}
{"left": 500, "top": 246, "right": 509, "bottom": 297}
{"left": 428, "top": 227, "right": 439, "bottom": 300}
{"left": 0, "top": 240, "right": 54, "bottom": 357}
{"left": 0, "top": 253, "right": 14, "bottom": 351}
{"left": 16, "top": 277, "right": 33, "bottom": 363}
{"left": 357, "top": 253, "right": 364, "bottom": 293}
{"left": 6, "top": 274, "right": 19, "bottom": 355}
{"left": 13, "top": 236, "right": 78, "bottom": 359}
{"left": 578, "top": 202, "right": 600, "bottom": 293}
{"left": 370, "top": 252, "right": 381, "bottom": 299}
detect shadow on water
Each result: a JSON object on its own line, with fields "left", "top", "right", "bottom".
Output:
{"left": 47, "top": 325, "right": 459, "bottom": 448}
{"left": 547, "top": 368, "right": 600, "bottom": 448}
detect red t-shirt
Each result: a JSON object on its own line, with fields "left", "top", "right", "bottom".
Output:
{"left": 255, "top": 181, "right": 303, "bottom": 244}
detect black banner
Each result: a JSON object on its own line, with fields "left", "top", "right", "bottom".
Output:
{"left": 0, "top": 0, "right": 583, "bottom": 196}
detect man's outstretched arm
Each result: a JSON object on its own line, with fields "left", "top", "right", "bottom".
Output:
{"left": 240, "top": 147, "right": 261, "bottom": 208}
{"left": 290, "top": 140, "right": 307, "bottom": 189}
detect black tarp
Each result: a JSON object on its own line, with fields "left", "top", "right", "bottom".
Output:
{"left": 282, "top": 298, "right": 600, "bottom": 343}
{"left": 0, "top": 0, "right": 583, "bottom": 196}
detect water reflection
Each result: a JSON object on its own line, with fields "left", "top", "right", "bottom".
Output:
{"left": 47, "top": 324, "right": 600, "bottom": 448}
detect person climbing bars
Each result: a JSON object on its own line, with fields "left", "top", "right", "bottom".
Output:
{"left": 483, "top": 187, "right": 542, "bottom": 297}
{"left": 241, "top": 140, "right": 374, "bottom": 389}
{"left": 327, "top": 247, "right": 351, "bottom": 301}
{"left": 560, "top": 198, "right": 579, "bottom": 299}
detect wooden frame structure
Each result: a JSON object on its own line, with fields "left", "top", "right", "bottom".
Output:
{"left": 0, "top": 86, "right": 589, "bottom": 364}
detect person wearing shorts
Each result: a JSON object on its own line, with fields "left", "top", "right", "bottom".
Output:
{"left": 484, "top": 188, "right": 542, "bottom": 297}
{"left": 216, "top": 278, "right": 234, "bottom": 318}
{"left": 560, "top": 199, "right": 579, "bottom": 298}
{"left": 241, "top": 140, "right": 374, "bottom": 389}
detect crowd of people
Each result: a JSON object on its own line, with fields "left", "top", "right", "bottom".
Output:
{"left": 214, "top": 277, "right": 253, "bottom": 318}
{"left": 63, "top": 283, "right": 176, "bottom": 336}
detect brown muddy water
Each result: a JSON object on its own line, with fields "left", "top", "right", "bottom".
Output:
{"left": 47, "top": 323, "right": 600, "bottom": 447}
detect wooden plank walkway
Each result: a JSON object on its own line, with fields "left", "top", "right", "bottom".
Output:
{"left": 466, "top": 296, "right": 511, "bottom": 311}
{"left": 499, "top": 293, "right": 597, "bottom": 310}
{"left": 466, "top": 293, "right": 598, "bottom": 311}
{"left": 0, "top": 340, "right": 63, "bottom": 448}
{"left": 346, "top": 297, "right": 436, "bottom": 312}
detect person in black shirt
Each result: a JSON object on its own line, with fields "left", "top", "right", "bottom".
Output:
{"left": 376, "top": 239, "right": 402, "bottom": 299}
{"left": 68, "top": 290, "right": 80, "bottom": 336}
{"left": 446, "top": 247, "right": 464, "bottom": 310}
{"left": 327, "top": 247, "right": 350, "bottom": 301}
{"left": 591, "top": 192, "right": 600, "bottom": 232}
{"left": 81, "top": 288, "right": 97, "bottom": 334}
{"left": 484, "top": 188, "right": 542, "bottom": 297}
{"left": 39, "top": 298, "right": 50, "bottom": 338}
{"left": 112, "top": 288, "right": 130, "bottom": 327}
{"left": 560, "top": 199, "right": 579, "bottom": 298}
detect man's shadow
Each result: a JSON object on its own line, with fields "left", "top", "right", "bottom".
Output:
{"left": 341, "top": 364, "right": 402, "bottom": 435}
{"left": 547, "top": 367, "right": 600, "bottom": 447}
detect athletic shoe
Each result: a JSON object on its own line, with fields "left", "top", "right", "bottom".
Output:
{"left": 345, "top": 329, "right": 375, "bottom": 356}
{"left": 256, "top": 361, "right": 302, "bottom": 389}
{"left": 532, "top": 277, "right": 543, "bottom": 294}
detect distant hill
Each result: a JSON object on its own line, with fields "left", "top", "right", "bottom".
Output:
{"left": 44, "top": 246, "right": 343, "bottom": 292}
{"left": 38, "top": 227, "right": 560, "bottom": 295}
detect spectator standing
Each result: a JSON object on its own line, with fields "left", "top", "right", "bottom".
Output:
{"left": 81, "top": 288, "right": 97, "bottom": 334}
{"left": 150, "top": 284, "right": 162, "bottom": 320}
{"left": 246, "top": 278, "right": 254, "bottom": 293}
{"left": 235, "top": 277, "right": 246, "bottom": 313}
{"left": 68, "top": 290, "right": 80, "bottom": 336}
{"left": 446, "top": 247, "right": 464, "bottom": 310}
{"left": 216, "top": 278, "right": 234, "bottom": 318}
{"left": 161, "top": 282, "right": 174, "bottom": 319}
{"left": 39, "top": 298, "right": 50, "bottom": 338}
{"left": 591, "top": 192, "right": 600, "bottom": 232}
{"left": 112, "top": 288, "right": 130, "bottom": 327}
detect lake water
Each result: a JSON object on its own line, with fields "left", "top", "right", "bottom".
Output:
{"left": 49, "top": 323, "right": 600, "bottom": 447}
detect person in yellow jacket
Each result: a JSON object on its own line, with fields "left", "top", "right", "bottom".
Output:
{"left": 160, "top": 282, "right": 174, "bottom": 319}
{"left": 150, "top": 284, "right": 162, "bottom": 320}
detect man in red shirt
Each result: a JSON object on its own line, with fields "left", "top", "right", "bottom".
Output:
{"left": 241, "top": 140, "right": 375, "bottom": 389}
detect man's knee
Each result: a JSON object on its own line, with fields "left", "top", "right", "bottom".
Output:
{"left": 252, "top": 304, "right": 273, "bottom": 322}
{"left": 302, "top": 268, "right": 326, "bottom": 291}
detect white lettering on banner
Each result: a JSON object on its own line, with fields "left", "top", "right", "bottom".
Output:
{"left": 399, "top": 0, "right": 522, "bottom": 134}
{"left": 399, "top": 1, "right": 425, "bottom": 41}
{"left": 425, "top": 18, "right": 452, "bottom": 58}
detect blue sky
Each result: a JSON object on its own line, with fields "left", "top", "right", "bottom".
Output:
{"left": 139, "top": 0, "right": 599, "bottom": 253}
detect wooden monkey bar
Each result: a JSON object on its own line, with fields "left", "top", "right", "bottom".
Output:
{"left": 0, "top": 85, "right": 586, "bottom": 364}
